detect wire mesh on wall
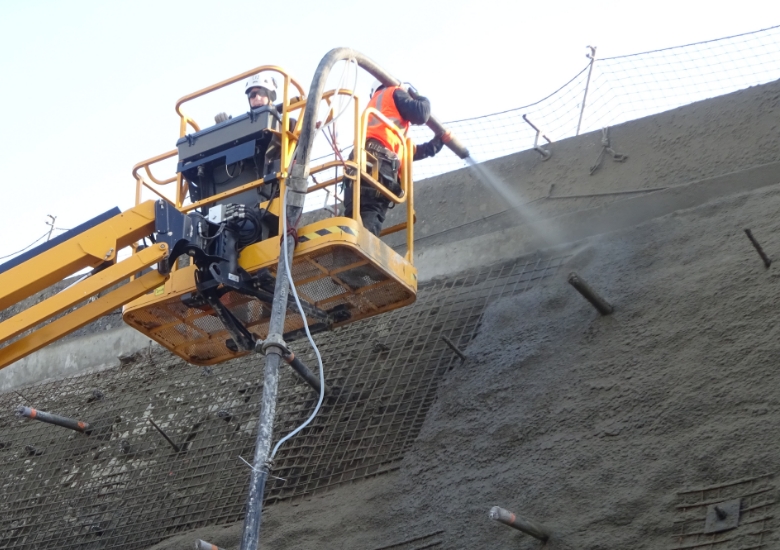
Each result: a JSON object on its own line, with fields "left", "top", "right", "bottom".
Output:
{"left": 408, "top": 24, "right": 780, "bottom": 179}
{"left": 0, "top": 253, "right": 568, "bottom": 550}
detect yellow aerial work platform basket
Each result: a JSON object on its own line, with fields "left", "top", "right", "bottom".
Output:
{"left": 122, "top": 65, "right": 418, "bottom": 365}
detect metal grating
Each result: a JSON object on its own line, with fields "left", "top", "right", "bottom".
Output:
{"left": 673, "top": 473, "right": 776, "bottom": 549}
{"left": 0, "top": 253, "right": 567, "bottom": 550}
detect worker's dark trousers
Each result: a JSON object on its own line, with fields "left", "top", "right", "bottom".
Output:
{"left": 343, "top": 161, "right": 399, "bottom": 237}
{"left": 342, "top": 140, "right": 402, "bottom": 237}
{"left": 343, "top": 187, "right": 389, "bottom": 237}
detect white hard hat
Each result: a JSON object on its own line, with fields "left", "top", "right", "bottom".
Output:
{"left": 245, "top": 74, "right": 278, "bottom": 102}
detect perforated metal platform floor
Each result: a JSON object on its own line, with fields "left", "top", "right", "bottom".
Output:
{"left": 0, "top": 253, "right": 568, "bottom": 549}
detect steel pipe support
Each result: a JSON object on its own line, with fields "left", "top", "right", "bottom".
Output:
{"left": 440, "top": 335, "right": 466, "bottom": 361}
{"left": 194, "top": 540, "right": 225, "bottom": 550}
{"left": 284, "top": 352, "right": 330, "bottom": 396}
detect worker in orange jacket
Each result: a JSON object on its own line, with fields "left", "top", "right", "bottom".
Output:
{"left": 343, "top": 81, "right": 444, "bottom": 236}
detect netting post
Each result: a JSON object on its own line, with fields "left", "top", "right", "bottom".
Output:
{"left": 576, "top": 46, "right": 597, "bottom": 136}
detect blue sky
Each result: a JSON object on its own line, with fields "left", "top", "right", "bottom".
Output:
{"left": 0, "top": 0, "right": 775, "bottom": 259}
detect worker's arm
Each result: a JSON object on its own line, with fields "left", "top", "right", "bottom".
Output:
{"left": 393, "top": 88, "right": 431, "bottom": 125}
{"left": 392, "top": 87, "right": 440, "bottom": 160}
{"left": 413, "top": 135, "right": 444, "bottom": 161}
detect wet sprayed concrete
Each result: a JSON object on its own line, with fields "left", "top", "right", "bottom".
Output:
{"left": 3, "top": 78, "right": 780, "bottom": 549}
{"left": 149, "top": 181, "right": 780, "bottom": 549}
{"left": 142, "top": 80, "right": 780, "bottom": 549}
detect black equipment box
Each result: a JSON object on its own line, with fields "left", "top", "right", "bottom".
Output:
{"left": 176, "top": 106, "right": 281, "bottom": 208}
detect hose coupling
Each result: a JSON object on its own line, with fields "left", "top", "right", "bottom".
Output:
{"left": 257, "top": 333, "right": 289, "bottom": 356}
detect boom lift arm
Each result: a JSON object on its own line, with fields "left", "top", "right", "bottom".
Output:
{"left": 0, "top": 202, "right": 168, "bottom": 369}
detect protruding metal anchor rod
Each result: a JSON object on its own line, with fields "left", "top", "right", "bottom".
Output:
{"left": 440, "top": 335, "right": 466, "bottom": 361}
{"left": 284, "top": 352, "right": 331, "bottom": 396}
{"left": 522, "top": 114, "right": 552, "bottom": 160}
{"left": 744, "top": 228, "right": 772, "bottom": 268}
{"left": 489, "top": 506, "right": 551, "bottom": 542}
{"left": 148, "top": 417, "right": 181, "bottom": 453}
{"left": 15, "top": 406, "right": 91, "bottom": 434}
{"left": 568, "top": 272, "right": 613, "bottom": 315}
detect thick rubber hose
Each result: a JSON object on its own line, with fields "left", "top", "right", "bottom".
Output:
{"left": 291, "top": 47, "right": 469, "bottom": 188}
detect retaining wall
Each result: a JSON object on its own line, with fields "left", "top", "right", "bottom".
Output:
{"left": 1, "top": 78, "right": 780, "bottom": 549}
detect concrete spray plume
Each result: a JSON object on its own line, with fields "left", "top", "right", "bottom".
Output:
{"left": 464, "top": 156, "right": 562, "bottom": 248}
{"left": 411, "top": 97, "right": 562, "bottom": 250}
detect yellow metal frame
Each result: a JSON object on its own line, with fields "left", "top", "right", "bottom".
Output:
{"left": 130, "top": 79, "right": 416, "bottom": 255}
{"left": 0, "top": 63, "right": 424, "bottom": 371}
{"left": 125, "top": 71, "right": 419, "bottom": 345}
{"left": 173, "top": 66, "right": 306, "bottom": 212}
{"left": 132, "top": 66, "right": 306, "bottom": 220}
{"left": 126, "top": 215, "right": 416, "bottom": 313}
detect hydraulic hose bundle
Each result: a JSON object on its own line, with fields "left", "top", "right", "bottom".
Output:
{"left": 221, "top": 203, "right": 265, "bottom": 249}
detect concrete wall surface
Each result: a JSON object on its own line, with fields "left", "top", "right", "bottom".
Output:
{"left": 155, "top": 180, "right": 780, "bottom": 549}
{"left": 0, "top": 326, "right": 154, "bottom": 392}
{"left": 1, "top": 78, "right": 780, "bottom": 549}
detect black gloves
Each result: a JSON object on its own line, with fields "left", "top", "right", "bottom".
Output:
{"left": 413, "top": 135, "right": 445, "bottom": 161}
{"left": 429, "top": 135, "right": 444, "bottom": 155}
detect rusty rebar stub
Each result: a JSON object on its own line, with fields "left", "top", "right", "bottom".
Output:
{"left": 489, "top": 506, "right": 551, "bottom": 541}
{"left": 148, "top": 417, "right": 181, "bottom": 453}
{"left": 703, "top": 498, "right": 741, "bottom": 533}
{"left": 522, "top": 114, "right": 552, "bottom": 160}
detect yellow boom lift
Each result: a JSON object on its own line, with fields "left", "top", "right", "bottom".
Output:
{"left": 0, "top": 48, "right": 468, "bottom": 547}
{"left": 0, "top": 52, "right": 467, "bottom": 370}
